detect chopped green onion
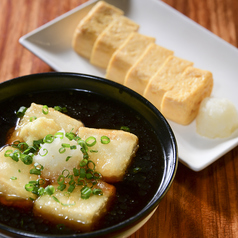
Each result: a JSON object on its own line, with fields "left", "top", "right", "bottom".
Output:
{"left": 43, "top": 134, "right": 54, "bottom": 143}
{"left": 16, "top": 106, "right": 27, "bottom": 118}
{"left": 38, "top": 187, "right": 45, "bottom": 196}
{"left": 133, "top": 167, "right": 142, "bottom": 174}
{"left": 39, "top": 148, "right": 48, "bottom": 157}
{"left": 79, "top": 168, "right": 86, "bottom": 178}
{"left": 77, "top": 140, "right": 88, "bottom": 153}
{"left": 42, "top": 105, "right": 49, "bottom": 115}
{"left": 45, "top": 185, "right": 55, "bottom": 195}
{"left": 73, "top": 168, "right": 80, "bottom": 176}
{"left": 20, "top": 153, "right": 33, "bottom": 165}
{"left": 85, "top": 136, "right": 96, "bottom": 147}
{"left": 29, "top": 116, "right": 37, "bottom": 122}
{"left": 65, "top": 131, "right": 76, "bottom": 141}
{"left": 52, "top": 195, "right": 60, "bottom": 203}
{"left": 80, "top": 159, "right": 88, "bottom": 167}
{"left": 4, "top": 149, "right": 13, "bottom": 157}
{"left": 57, "top": 184, "right": 66, "bottom": 191}
{"left": 62, "top": 143, "right": 70, "bottom": 148}
{"left": 68, "top": 185, "right": 75, "bottom": 193}
{"left": 86, "top": 173, "right": 93, "bottom": 179}
{"left": 90, "top": 149, "right": 98, "bottom": 153}
{"left": 66, "top": 156, "right": 71, "bottom": 162}
{"left": 12, "top": 140, "right": 21, "bottom": 148}
{"left": 54, "top": 106, "right": 67, "bottom": 113}
{"left": 37, "top": 178, "right": 45, "bottom": 186}
{"left": 62, "top": 169, "right": 70, "bottom": 178}
{"left": 30, "top": 168, "right": 41, "bottom": 175}
{"left": 54, "top": 132, "right": 64, "bottom": 139}
{"left": 93, "top": 188, "right": 103, "bottom": 196}
{"left": 59, "top": 147, "right": 66, "bottom": 154}
{"left": 120, "top": 126, "right": 130, "bottom": 132}
{"left": 18, "top": 142, "right": 29, "bottom": 152}
{"left": 30, "top": 163, "right": 44, "bottom": 175}
{"left": 10, "top": 176, "right": 17, "bottom": 180}
{"left": 101, "top": 136, "right": 110, "bottom": 144}
{"left": 70, "top": 145, "right": 77, "bottom": 150}
{"left": 87, "top": 160, "right": 96, "bottom": 170}
{"left": 81, "top": 186, "right": 92, "bottom": 199}
{"left": 76, "top": 178, "right": 86, "bottom": 186}
{"left": 57, "top": 175, "right": 65, "bottom": 185}
{"left": 25, "top": 183, "right": 35, "bottom": 192}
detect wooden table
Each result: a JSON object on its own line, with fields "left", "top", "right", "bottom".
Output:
{"left": 0, "top": 0, "right": 238, "bottom": 237}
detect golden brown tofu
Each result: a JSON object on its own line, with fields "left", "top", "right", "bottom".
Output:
{"left": 90, "top": 15, "right": 139, "bottom": 68}
{"left": 143, "top": 56, "right": 193, "bottom": 111}
{"left": 72, "top": 1, "right": 123, "bottom": 59}
{"left": 77, "top": 127, "right": 139, "bottom": 182}
{"left": 9, "top": 103, "right": 84, "bottom": 144}
{"left": 0, "top": 146, "right": 38, "bottom": 208}
{"left": 161, "top": 66, "right": 213, "bottom": 125}
{"left": 124, "top": 43, "right": 174, "bottom": 95}
{"left": 106, "top": 32, "right": 155, "bottom": 84}
{"left": 33, "top": 181, "right": 116, "bottom": 232}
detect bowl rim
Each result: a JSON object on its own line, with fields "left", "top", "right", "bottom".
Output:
{"left": 0, "top": 72, "right": 178, "bottom": 238}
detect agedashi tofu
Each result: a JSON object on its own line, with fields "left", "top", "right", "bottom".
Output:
{"left": 10, "top": 103, "right": 84, "bottom": 144}
{"left": 161, "top": 67, "right": 213, "bottom": 125}
{"left": 90, "top": 15, "right": 139, "bottom": 68}
{"left": 77, "top": 127, "right": 139, "bottom": 182}
{"left": 106, "top": 32, "right": 155, "bottom": 84}
{"left": 72, "top": 1, "right": 123, "bottom": 59}
{"left": 19, "top": 117, "right": 61, "bottom": 146}
{"left": 33, "top": 182, "right": 116, "bottom": 232}
{"left": 124, "top": 43, "right": 174, "bottom": 95}
{"left": 143, "top": 56, "right": 193, "bottom": 110}
{"left": 0, "top": 146, "right": 38, "bottom": 208}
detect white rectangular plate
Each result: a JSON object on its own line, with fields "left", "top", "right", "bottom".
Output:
{"left": 19, "top": 0, "right": 238, "bottom": 171}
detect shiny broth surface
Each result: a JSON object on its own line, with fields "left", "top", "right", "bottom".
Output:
{"left": 0, "top": 90, "right": 164, "bottom": 235}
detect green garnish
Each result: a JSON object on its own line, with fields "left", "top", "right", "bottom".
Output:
{"left": 101, "top": 136, "right": 110, "bottom": 144}
{"left": 85, "top": 136, "right": 97, "bottom": 147}
{"left": 16, "top": 106, "right": 27, "bottom": 118}
{"left": 120, "top": 126, "right": 130, "bottom": 132}
{"left": 42, "top": 105, "right": 49, "bottom": 115}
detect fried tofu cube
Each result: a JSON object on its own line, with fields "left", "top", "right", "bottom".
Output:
{"left": 72, "top": 1, "right": 123, "bottom": 59}
{"left": 106, "top": 32, "right": 155, "bottom": 84}
{"left": 143, "top": 56, "right": 193, "bottom": 111}
{"left": 0, "top": 146, "right": 38, "bottom": 208}
{"left": 77, "top": 127, "right": 139, "bottom": 182}
{"left": 90, "top": 15, "right": 139, "bottom": 68}
{"left": 161, "top": 66, "right": 213, "bottom": 125}
{"left": 19, "top": 117, "right": 61, "bottom": 146}
{"left": 124, "top": 43, "right": 174, "bottom": 95}
{"left": 33, "top": 181, "right": 116, "bottom": 232}
{"left": 33, "top": 130, "right": 83, "bottom": 183}
{"left": 10, "top": 103, "right": 84, "bottom": 144}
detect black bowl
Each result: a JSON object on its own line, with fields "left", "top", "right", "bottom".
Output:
{"left": 0, "top": 72, "right": 178, "bottom": 238}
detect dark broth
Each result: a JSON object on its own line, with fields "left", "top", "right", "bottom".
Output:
{"left": 0, "top": 89, "right": 164, "bottom": 235}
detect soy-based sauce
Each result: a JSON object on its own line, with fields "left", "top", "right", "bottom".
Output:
{"left": 0, "top": 90, "right": 164, "bottom": 235}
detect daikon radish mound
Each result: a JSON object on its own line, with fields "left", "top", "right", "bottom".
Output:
{"left": 196, "top": 97, "right": 238, "bottom": 138}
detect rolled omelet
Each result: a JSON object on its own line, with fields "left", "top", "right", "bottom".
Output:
{"left": 143, "top": 56, "right": 193, "bottom": 111}
{"left": 161, "top": 66, "right": 213, "bottom": 125}
{"left": 106, "top": 32, "right": 155, "bottom": 84}
{"left": 124, "top": 43, "right": 174, "bottom": 95}
{"left": 90, "top": 15, "right": 139, "bottom": 68}
{"left": 72, "top": 1, "right": 123, "bottom": 59}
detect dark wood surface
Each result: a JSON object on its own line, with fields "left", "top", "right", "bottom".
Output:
{"left": 0, "top": 0, "right": 237, "bottom": 237}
